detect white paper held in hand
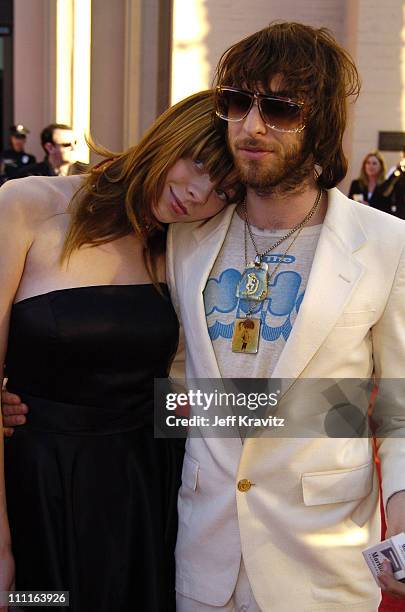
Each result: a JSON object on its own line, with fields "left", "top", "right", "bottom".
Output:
{"left": 362, "top": 532, "right": 405, "bottom": 584}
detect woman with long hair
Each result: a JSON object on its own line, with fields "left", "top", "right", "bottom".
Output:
{"left": 0, "top": 90, "right": 243, "bottom": 612}
{"left": 348, "top": 150, "right": 387, "bottom": 206}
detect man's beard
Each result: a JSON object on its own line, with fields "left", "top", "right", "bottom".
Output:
{"left": 230, "top": 137, "right": 313, "bottom": 196}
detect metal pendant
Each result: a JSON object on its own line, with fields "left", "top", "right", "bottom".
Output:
{"left": 232, "top": 317, "right": 261, "bottom": 353}
{"left": 236, "top": 260, "right": 269, "bottom": 302}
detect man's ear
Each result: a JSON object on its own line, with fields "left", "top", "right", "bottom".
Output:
{"left": 43, "top": 142, "right": 53, "bottom": 155}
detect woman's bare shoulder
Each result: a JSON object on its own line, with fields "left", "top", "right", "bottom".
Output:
{"left": 0, "top": 175, "right": 84, "bottom": 226}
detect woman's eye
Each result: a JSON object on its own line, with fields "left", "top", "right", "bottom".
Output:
{"left": 215, "top": 188, "right": 229, "bottom": 202}
{"left": 193, "top": 159, "right": 205, "bottom": 170}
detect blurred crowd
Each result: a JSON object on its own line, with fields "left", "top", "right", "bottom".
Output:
{"left": 348, "top": 149, "right": 405, "bottom": 219}
{"left": 0, "top": 123, "right": 88, "bottom": 184}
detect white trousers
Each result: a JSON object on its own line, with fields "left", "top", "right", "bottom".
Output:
{"left": 176, "top": 558, "right": 261, "bottom": 611}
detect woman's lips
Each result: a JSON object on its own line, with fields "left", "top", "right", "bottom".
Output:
{"left": 170, "top": 187, "right": 188, "bottom": 216}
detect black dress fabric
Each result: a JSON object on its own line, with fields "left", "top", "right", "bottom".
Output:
{"left": 4, "top": 284, "right": 183, "bottom": 612}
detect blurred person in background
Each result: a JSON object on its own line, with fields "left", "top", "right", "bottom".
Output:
{"left": 15, "top": 123, "right": 78, "bottom": 178}
{"left": 379, "top": 155, "right": 405, "bottom": 219}
{"left": 0, "top": 124, "right": 36, "bottom": 180}
{"left": 386, "top": 148, "right": 405, "bottom": 179}
{"left": 348, "top": 150, "right": 387, "bottom": 207}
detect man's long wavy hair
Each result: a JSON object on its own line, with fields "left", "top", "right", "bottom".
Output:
{"left": 214, "top": 22, "right": 361, "bottom": 189}
{"left": 62, "top": 90, "right": 243, "bottom": 287}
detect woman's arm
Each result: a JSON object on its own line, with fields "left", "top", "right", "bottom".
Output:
{"left": 0, "top": 180, "right": 35, "bottom": 605}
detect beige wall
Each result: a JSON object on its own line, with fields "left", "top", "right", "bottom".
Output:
{"left": 350, "top": 0, "right": 405, "bottom": 182}
{"left": 123, "top": 0, "right": 172, "bottom": 148}
{"left": 172, "top": 0, "right": 345, "bottom": 102}
{"left": 13, "top": 0, "right": 53, "bottom": 160}
{"left": 13, "top": 0, "right": 135, "bottom": 162}
{"left": 90, "top": 0, "right": 125, "bottom": 160}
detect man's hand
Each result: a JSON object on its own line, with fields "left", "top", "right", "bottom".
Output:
{"left": 378, "top": 559, "right": 405, "bottom": 599}
{"left": 1, "top": 390, "right": 28, "bottom": 437}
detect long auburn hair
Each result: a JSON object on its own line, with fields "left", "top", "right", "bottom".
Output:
{"left": 62, "top": 90, "right": 243, "bottom": 286}
{"left": 358, "top": 150, "right": 386, "bottom": 189}
{"left": 214, "top": 21, "right": 361, "bottom": 189}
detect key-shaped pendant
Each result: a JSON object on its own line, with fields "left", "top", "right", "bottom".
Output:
{"left": 236, "top": 260, "right": 269, "bottom": 302}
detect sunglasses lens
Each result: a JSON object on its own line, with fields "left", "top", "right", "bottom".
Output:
{"left": 216, "top": 89, "right": 252, "bottom": 121}
{"left": 260, "top": 98, "right": 303, "bottom": 130}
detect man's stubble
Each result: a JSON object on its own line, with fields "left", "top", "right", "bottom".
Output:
{"left": 228, "top": 135, "right": 314, "bottom": 198}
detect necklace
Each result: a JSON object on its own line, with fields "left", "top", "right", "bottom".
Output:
{"left": 246, "top": 188, "right": 322, "bottom": 266}
{"left": 231, "top": 188, "right": 323, "bottom": 354}
{"left": 237, "top": 188, "right": 322, "bottom": 302}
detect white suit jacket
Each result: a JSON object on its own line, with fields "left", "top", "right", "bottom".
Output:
{"left": 166, "top": 188, "right": 405, "bottom": 611}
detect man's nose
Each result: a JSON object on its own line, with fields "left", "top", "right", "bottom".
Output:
{"left": 241, "top": 99, "right": 267, "bottom": 136}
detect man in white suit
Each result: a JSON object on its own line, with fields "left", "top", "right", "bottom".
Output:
{"left": 166, "top": 22, "right": 405, "bottom": 611}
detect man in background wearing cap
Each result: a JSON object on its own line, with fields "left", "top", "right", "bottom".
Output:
{"left": 0, "top": 125, "right": 36, "bottom": 180}
{"left": 14, "top": 123, "right": 78, "bottom": 178}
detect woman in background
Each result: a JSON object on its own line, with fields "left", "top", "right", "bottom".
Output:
{"left": 0, "top": 90, "right": 242, "bottom": 612}
{"left": 348, "top": 150, "right": 387, "bottom": 207}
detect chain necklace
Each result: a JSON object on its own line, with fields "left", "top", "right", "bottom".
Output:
{"left": 231, "top": 188, "right": 323, "bottom": 354}
{"left": 243, "top": 223, "right": 306, "bottom": 318}
{"left": 243, "top": 187, "right": 323, "bottom": 267}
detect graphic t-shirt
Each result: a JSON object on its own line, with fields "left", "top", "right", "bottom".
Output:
{"left": 203, "top": 211, "right": 322, "bottom": 378}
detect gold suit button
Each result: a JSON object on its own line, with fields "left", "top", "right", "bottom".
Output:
{"left": 237, "top": 479, "right": 253, "bottom": 492}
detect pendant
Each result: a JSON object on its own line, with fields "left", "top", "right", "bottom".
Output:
{"left": 232, "top": 317, "right": 261, "bottom": 353}
{"left": 236, "top": 260, "right": 269, "bottom": 302}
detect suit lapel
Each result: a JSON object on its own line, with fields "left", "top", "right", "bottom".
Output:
{"left": 272, "top": 189, "right": 367, "bottom": 382}
{"left": 180, "top": 205, "right": 237, "bottom": 379}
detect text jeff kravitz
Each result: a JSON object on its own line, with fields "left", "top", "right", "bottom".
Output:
{"left": 165, "top": 414, "right": 285, "bottom": 427}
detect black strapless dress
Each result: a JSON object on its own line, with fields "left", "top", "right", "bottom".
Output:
{"left": 4, "top": 285, "right": 183, "bottom": 612}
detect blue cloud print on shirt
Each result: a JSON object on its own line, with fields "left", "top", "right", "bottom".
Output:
{"left": 204, "top": 265, "right": 304, "bottom": 343}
